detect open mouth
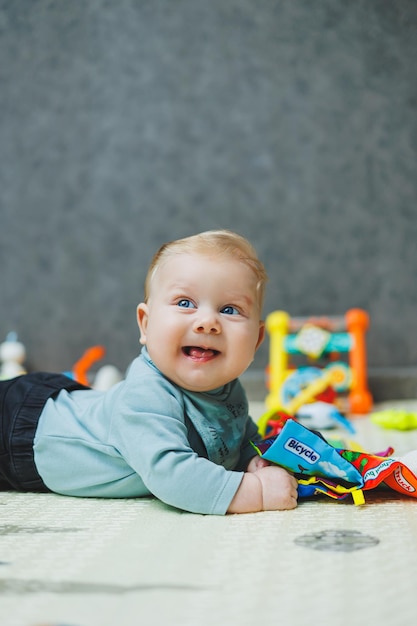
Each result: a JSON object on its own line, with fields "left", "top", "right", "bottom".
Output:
{"left": 182, "top": 346, "right": 220, "bottom": 360}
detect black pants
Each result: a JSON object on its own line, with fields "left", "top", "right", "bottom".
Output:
{"left": 0, "top": 372, "right": 88, "bottom": 491}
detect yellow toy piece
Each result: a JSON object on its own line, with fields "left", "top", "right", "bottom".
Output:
{"left": 371, "top": 409, "right": 417, "bottom": 431}
{"left": 297, "top": 476, "right": 365, "bottom": 506}
{"left": 284, "top": 370, "right": 333, "bottom": 414}
{"left": 257, "top": 408, "right": 285, "bottom": 438}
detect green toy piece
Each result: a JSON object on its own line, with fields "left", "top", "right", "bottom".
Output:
{"left": 371, "top": 409, "right": 417, "bottom": 431}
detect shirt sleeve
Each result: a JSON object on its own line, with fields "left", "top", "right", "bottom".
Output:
{"left": 109, "top": 377, "right": 244, "bottom": 515}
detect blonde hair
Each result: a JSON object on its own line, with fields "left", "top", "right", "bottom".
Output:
{"left": 144, "top": 230, "right": 268, "bottom": 311}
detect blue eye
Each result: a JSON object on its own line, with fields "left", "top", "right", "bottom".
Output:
{"left": 177, "top": 299, "right": 196, "bottom": 309}
{"left": 221, "top": 305, "right": 240, "bottom": 316}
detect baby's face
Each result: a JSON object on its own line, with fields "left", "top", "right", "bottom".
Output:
{"left": 137, "top": 252, "right": 264, "bottom": 392}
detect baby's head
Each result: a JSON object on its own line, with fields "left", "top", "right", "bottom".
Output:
{"left": 144, "top": 229, "right": 268, "bottom": 313}
{"left": 137, "top": 230, "right": 268, "bottom": 392}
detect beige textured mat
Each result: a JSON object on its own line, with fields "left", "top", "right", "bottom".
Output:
{"left": 1, "top": 401, "right": 417, "bottom": 626}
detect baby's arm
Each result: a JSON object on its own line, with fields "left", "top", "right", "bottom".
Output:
{"left": 227, "top": 458, "right": 298, "bottom": 513}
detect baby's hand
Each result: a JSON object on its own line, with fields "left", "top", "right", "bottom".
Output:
{"left": 227, "top": 463, "right": 298, "bottom": 513}
{"left": 255, "top": 465, "right": 298, "bottom": 511}
{"left": 246, "top": 455, "right": 271, "bottom": 472}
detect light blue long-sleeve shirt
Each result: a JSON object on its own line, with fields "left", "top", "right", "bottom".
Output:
{"left": 33, "top": 347, "right": 260, "bottom": 514}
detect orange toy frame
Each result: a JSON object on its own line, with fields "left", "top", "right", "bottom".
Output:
{"left": 265, "top": 308, "right": 373, "bottom": 414}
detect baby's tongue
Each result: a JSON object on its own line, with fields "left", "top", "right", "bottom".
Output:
{"left": 188, "top": 347, "right": 215, "bottom": 359}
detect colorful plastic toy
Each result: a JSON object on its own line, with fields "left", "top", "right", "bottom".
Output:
{"left": 265, "top": 309, "right": 373, "bottom": 414}
{"left": 371, "top": 409, "right": 417, "bottom": 431}
{"left": 296, "top": 401, "right": 356, "bottom": 434}
{"left": 68, "top": 346, "right": 122, "bottom": 390}
{"left": 257, "top": 402, "right": 355, "bottom": 439}
{"left": 257, "top": 408, "right": 292, "bottom": 438}
{"left": 284, "top": 369, "right": 334, "bottom": 414}
{"left": 71, "top": 345, "right": 106, "bottom": 386}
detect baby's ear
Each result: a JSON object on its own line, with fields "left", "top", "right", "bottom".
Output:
{"left": 256, "top": 321, "right": 265, "bottom": 350}
{"left": 136, "top": 303, "right": 149, "bottom": 345}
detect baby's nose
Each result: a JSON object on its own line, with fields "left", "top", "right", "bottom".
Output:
{"left": 194, "top": 311, "right": 221, "bottom": 334}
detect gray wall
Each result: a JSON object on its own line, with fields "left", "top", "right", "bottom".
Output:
{"left": 1, "top": 0, "right": 416, "bottom": 382}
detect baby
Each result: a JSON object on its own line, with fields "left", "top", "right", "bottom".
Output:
{"left": 0, "top": 230, "right": 298, "bottom": 514}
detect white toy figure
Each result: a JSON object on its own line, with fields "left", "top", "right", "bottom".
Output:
{"left": 93, "top": 364, "right": 123, "bottom": 391}
{"left": 296, "top": 401, "right": 356, "bottom": 434}
{"left": 0, "top": 332, "right": 27, "bottom": 380}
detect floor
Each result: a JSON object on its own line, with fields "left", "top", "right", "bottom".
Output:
{"left": 1, "top": 400, "right": 417, "bottom": 626}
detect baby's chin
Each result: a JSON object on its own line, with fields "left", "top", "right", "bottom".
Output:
{"left": 173, "top": 372, "right": 238, "bottom": 394}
